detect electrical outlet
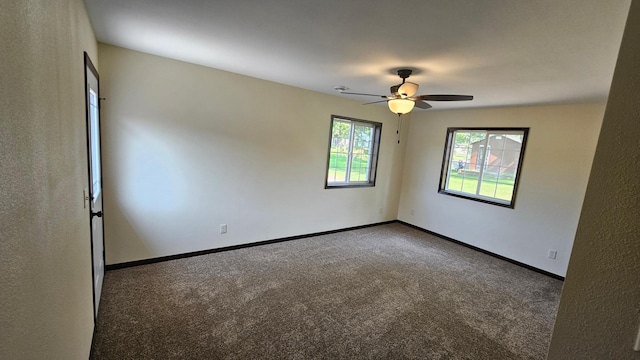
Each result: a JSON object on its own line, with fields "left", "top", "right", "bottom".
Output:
{"left": 220, "top": 224, "right": 227, "bottom": 234}
{"left": 547, "top": 249, "right": 557, "bottom": 259}
{"left": 410, "top": 209, "right": 415, "bottom": 216}
{"left": 378, "top": 207, "right": 383, "bottom": 214}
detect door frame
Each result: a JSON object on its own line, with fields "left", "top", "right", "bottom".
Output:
{"left": 84, "top": 51, "right": 106, "bottom": 323}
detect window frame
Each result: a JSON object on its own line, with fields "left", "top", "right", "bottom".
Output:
{"left": 438, "top": 127, "right": 529, "bottom": 208}
{"left": 325, "top": 115, "right": 382, "bottom": 189}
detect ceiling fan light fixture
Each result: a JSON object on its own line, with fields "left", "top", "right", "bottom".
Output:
{"left": 398, "top": 82, "right": 418, "bottom": 98}
{"left": 388, "top": 99, "right": 415, "bottom": 115}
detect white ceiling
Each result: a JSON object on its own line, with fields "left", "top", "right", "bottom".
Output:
{"left": 84, "top": 0, "right": 631, "bottom": 110}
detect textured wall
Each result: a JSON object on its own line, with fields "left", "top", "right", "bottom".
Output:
{"left": 548, "top": 1, "right": 640, "bottom": 358}
{"left": 98, "top": 44, "right": 408, "bottom": 265}
{"left": 0, "top": 0, "right": 98, "bottom": 358}
{"left": 397, "top": 103, "right": 605, "bottom": 276}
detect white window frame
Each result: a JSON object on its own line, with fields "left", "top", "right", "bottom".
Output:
{"left": 325, "top": 115, "right": 382, "bottom": 188}
{"left": 438, "top": 127, "right": 529, "bottom": 208}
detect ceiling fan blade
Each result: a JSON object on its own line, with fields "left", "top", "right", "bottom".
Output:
{"left": 417, "top": 94, "right": 474, "bottom": 101}
{"left": 413, "top": 100, "right": 432, "bottom": 109}
{"left": 362, "top": 100, "right": 388, "bottom": 105}
{"left": 340, "top": 91, "right": 387, "bottom": 98}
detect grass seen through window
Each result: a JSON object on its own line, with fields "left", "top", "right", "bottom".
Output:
{"left": 446, "top": 170, "right": 515, "bottom": 201}
{"left": 327, "top": 151, "right": 370, "bottom": 182}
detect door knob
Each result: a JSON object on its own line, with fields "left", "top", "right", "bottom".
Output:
{"left": 91, "top": 211, "right": 103, "bottom": 218}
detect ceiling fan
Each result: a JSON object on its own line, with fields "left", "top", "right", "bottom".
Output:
{"left": 337, "top": 69, "right": 473, "bottom": 115}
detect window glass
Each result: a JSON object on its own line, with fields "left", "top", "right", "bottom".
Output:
{"left": 89, "top": 89, "right": 101, "bottom": 201}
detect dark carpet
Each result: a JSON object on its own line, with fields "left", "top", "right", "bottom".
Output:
{"left": 90, "top": 223, "right": 562, "bottom": 359}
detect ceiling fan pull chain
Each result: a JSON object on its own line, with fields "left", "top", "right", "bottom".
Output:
{"left": 397, "top": 114, "right": 403, "bottom": 144}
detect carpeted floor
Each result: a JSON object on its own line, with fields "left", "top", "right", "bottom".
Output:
{"left": 90, "top": 223, "right": 563, "bottom": 359}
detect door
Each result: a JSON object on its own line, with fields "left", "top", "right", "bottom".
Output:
{"left": 84, "top": 52, "right": 104, "bottom": 321}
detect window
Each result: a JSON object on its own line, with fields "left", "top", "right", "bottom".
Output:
{"left": 326, "top": 115, "right": 382, "bottom": 188}
{"left": 89, "top": 88, "right": 102, "bottom": 201}
{"left": 439, "top": 128, "right": 529, "bottom": 208}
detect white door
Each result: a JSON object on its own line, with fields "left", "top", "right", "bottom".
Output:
{"left": 85, "top": 53, "right": 104, "bottom": 320}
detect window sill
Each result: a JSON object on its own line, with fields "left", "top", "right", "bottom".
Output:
{"left": 438, "top": 190, "right": 514, "bottom": 208}
{"left": 325, "top": 183, "right": 375, "bottom": 189}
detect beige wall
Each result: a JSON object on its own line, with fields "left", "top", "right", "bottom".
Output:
{"left": 0, "top": 0, "right": 98, "bottom": 358}
{"left": 398, "top": 103, "right": 605, "bottom": 276}
{"left": 548, "top": 0, "right": 640, "bottom": 358}
{"left": 98, "top": 44, "right": 407, "bottom": 265}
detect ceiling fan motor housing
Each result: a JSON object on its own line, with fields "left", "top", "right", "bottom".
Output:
{"left": 397, "top": 69, "right": 413, "bottom": 80}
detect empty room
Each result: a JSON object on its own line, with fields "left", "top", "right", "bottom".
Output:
{"left": 2, "top": 0, "right": 639, "bottom": 359}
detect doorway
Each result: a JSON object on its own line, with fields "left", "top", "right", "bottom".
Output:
{"left": 84, "top": 52, "right": 104, "bottom": 321}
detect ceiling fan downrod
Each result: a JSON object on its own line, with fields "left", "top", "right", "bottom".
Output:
{"left": 397, "top": 69, "right": 413, "bottom": 83}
